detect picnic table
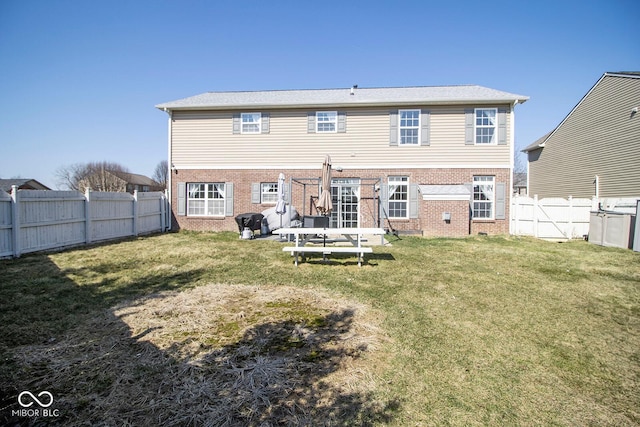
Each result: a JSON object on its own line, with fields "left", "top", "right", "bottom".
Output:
{"left": 274, "top": 227, "right": 386, "bottom": 266}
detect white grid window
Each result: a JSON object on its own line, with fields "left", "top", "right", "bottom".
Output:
{"left": 241, "top": 113, "right": 261, "bottom": 134}
{"left": 388, "top": 176, "right": 408, "bottom": 218}
{"left": 316, "top": 111, "right": 337, "bottom": 132}
{"left": 475, "top": 108, "right": 497, "bottom": 144}
{"left": 187, "top": 183, "right": 225, "bottom": 216}
{"left": 472, "top": 176, "right": 495, "bottom": 219}
{"left": 261, "top": 182, "right": 278, "bottom": 204}
{"left": 399, "top": 110, "right": 420, "bottom": 145}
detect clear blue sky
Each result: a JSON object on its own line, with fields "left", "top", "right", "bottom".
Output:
{"left": 0, "top": 0, "right": 637, "bottom": 189}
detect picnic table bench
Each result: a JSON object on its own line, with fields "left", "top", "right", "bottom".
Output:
{"left": 274, "top": 227, "right": 386, "bottom": 266}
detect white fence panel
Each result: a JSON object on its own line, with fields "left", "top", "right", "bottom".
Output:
{"left": 0, "top": 187, "right": 168, "bottom": 258}
{"left": 511, "top": 195, "right": 593, "bottom": 239}
{"left": 89, "top": 191, "right": 135, "bottom": 242}
{"left": 18, "top": 190, "right": 86, "bottom": 254}
{"left": 0, "top": 190, "right": 13, "bottom": 257}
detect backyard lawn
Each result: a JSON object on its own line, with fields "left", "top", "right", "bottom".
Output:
{"left": 1, "top": 232, "right": 638, "bottom": 426}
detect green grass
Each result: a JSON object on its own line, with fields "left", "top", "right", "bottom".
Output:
{"left": 1, "top": 232, "right": 639, "bottom": 425}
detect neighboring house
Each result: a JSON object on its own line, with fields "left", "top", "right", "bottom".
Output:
{"left": 0, "top": 179, "right": 51, "bottom": 193}
{"left": 157, "top": 85, "right": 528, "bottom": 237}
{"left": 513, "top": 172, "right": 527, "bottom": 195}
{"left": 523, "top": 72, "right": 640, "bottom": 199}
{"left": 79, "top": 171, "right": 164, "bottom": 193}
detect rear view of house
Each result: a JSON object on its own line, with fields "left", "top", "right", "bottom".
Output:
{"left": 157, "top": 85, "right": 528, "bottom": 236}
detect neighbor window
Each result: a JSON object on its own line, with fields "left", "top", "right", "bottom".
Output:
{"left": 261, "top": 182, "right": 278, "bottom": 204}
{"left": 472, "top": 176, "right": 495, "bottom": 219}
{"left": 399, "top": 109, "right": 420, "bottom": 145}
{"left": 388, "top": 176, "right": 408, "bottom": 218}
{"left": 475, "top": 108, "right": 497, "bottom": 144}
{"left": 241, "top": 113, "right": 261, "bottom": 134}
{"left": 316, "top": 111, "right": 337, "bottom": 132}
{"left": 187, "top": 183, "right": 225, "bottom": 216}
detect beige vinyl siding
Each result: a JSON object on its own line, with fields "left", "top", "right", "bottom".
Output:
{"left": 171, "top": 106, "right": 512, "bottom": 169}
{"left": 528, "top": 75, "right": 640, "bottom": 198}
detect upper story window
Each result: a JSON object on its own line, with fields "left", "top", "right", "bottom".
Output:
{"left": 475, "top": 108, "right": 497, "bottom": 144}
{"left": 187, "top": 183, "right": 225, "bottom": 216}
{"left": 399, "top": 110, "right": 420, "bottom": 145}
{"left": 472, "top": 176, "right": 495, "bottom": 219}
{"left": 388, "top": 176, "right": 408, "bottom": 218}
{"left": 316, "top": 111, "right": 337, "bottom": 133}
{"left": 241, "top": 113, "right": 262, "bottom": 134}
{"left": 261, "top": 182, "right": 278, "bottom": 204}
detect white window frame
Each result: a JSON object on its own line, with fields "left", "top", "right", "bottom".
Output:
{"left": 187, "top": 183, "right": 225, "bottom": 217}
{"left": 472, "top": 176, "right": 495, "bottom": 220}
{"left": 261, "top": 182, "right": 278, "bottom": 204}
{"left": 241, "top": 113, "right": 262, "bottom": 134}
{"left": 475, "top": 108, "right": 497, "bottom": 145}
{"left": 398, "top": 109, "right": 420, "bottom": 145}
{"left": 316, "top": 111, "right": 337, "bottom": 133}
{"left": 388, "top": 176, "right": 409, "bottom": 219}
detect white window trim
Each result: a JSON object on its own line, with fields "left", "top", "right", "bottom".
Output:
{"left": 398, "top": 109, "right": 421, "bottom": 145}
{"left": 241, "top": 112, "right": 262, "bottom": 134}
{"left": 316, "top": 111, "right": 337, "bottom": 133}
{"left": 474, "top": 108, "right": 498, "bottom": 145}
{"left": 388, "top": 176, "right": 409, "bottom": 219}
{"left": 472, "top": 176, "right": 495, "bottom": 220}
{"left": 261, "top": 182, "right": 278, "bottom": 204}
{"left": 187, "top": 182, "right": 226, "bottom": 217}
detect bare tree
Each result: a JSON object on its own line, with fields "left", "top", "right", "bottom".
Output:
{"left": 152, "top": 160, "right": 168, "bottom": 189}
{"left": 56, "top": 161, "right": 130, "bottom": 192}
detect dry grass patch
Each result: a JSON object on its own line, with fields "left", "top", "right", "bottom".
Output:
{"left": 6, "top": 283, "right": 395, "bottom": 426}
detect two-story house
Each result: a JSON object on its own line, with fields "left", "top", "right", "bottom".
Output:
{"left": 156, "top": 85, "right": 528, "bottom": 237}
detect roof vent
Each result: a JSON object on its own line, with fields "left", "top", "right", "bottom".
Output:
{"left": 350, "top": 84, "right": 358, "bottom": 95}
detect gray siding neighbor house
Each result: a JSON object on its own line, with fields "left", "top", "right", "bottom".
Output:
{"left": 523, "top": 72, "right": 640, "bottom": 199}
{"left": 157, "top": 84, "right": 528, "bottom": 236}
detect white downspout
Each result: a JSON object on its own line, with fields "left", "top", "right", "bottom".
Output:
{"left": 509, "top": 100, "right": 519, "bottom": 235}
{"left": 164, "top": 108, "right": 173, "bottom": 230}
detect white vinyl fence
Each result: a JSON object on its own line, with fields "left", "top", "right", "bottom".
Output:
{"left": 511, "top": 194, "right": 639, "bottom": 240}
{"left": 0, "top": 187, "right": 170, "bottom": 258}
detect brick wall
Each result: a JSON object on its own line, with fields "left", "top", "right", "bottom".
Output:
{"left": 171, "top": 167, "right": 510, "bottom": 236}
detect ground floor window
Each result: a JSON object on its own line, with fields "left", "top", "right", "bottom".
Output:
{"left": 472, "top": 176, "right": 495, "bottom": 219}
{"left": 388, "top": 176, "right": 408, "bottom": 218}
{"left": 261, "top": 182, "right": 278, "bottom": 204}
{"left": 187, "top": 183, "right": 225, "bottom": 216}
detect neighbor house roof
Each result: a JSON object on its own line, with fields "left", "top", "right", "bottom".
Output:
{"left": 157, "top": 85, "right": 529, "bottom": 111}
{"left": 110, "top": 171, "right": 160, "bottom": 187}
{"left": 0, "top": 179, "right": 51, "bottom": 193}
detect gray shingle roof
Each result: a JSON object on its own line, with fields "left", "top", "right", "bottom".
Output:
{"left": 156, "top": 85, "right": 529, "bottom": 110}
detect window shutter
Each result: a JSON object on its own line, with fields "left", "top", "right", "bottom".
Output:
{"left": 495, "top": 182, "right": 506, "bottom": 219}
{"left": 177, "top": 182, "right": 186, "bottom": 216}
{"left": 307, "top": 112, "right": 316, "bottom": 133}
{"left": 232, "top": 113, "right": 241, "bottom": 134}
{"left": 409, "top": 183, "right": 419, "bottom": 218}
{"left": 465, "top": 109, "right": 474, "bottom": 145}
{"left": 284, "top": 183, "right": 291, "bottom": 204}
{"left": 251, "top": 183, "right": 260, "bottom": 204}
{"left": 225, "top": 182, "right": 234, "bottom": 217}
{"left": 379, "top": 182, "right": 389, "bottom": 220}
{"left": 261, "top": 113, "right": 270, "bottom": 134}
{"left": 337, "top": 111, "right": 346, "bottom": 133}
{"left": 497, "top": 108, "right": 507, "bottom": 145}
{"left": 389, "top": 111, "right": 398, "bottom": 146}
{"left": 420, "top": 109, "right": 430, "bottom": 146}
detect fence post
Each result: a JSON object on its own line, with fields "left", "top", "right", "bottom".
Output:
{"left": 513, "top": 194, "right": 520, "bottom": 235}
{"left": 11, "top": 186, "right": 21, "bottom": 257}
{"left": 133, "top": 190, "right": 139, "bottom": 237}
{"left": 533, "top": 194, "right": 539, "bottom": 238}
{"left": 85, "top": 188, "right": 92, "bottom": 244}
{"left": 568, "top": 195, "right": 573, "bottom": 238}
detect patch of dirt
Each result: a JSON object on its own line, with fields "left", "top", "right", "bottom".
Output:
{"left": 7, "top": 284, "right": 396, "bottom": 426}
